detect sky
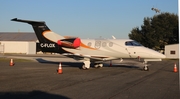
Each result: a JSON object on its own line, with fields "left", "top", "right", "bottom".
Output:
{"left": 0, "top": 0, "right": 178, "bottom": 39}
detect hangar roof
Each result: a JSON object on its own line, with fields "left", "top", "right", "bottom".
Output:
{"left": 0, "top": 32, "right": 38, "bottom": 41}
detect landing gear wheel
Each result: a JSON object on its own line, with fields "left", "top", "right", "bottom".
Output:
{"left": 143, "top": 66, "right": 149, "bottom": 71}
{"left": 94, "top": 64, "right": 99, "bottom": 68}
{"left": 143, "top": 61, "right": 149, "bottom": 71}
{"left": 82, "top": 60, "right": 90, "bottom": 70}
{"left": 99, "top": 64, "right": 103, "bottom": 67}
{"left": 82, "top": 65, "right": 88, "bottom": 70}
{"left": 94, "top": 63, "right": 103, "bottom": 68}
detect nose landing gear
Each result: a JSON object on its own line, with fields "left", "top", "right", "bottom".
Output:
{"left": 143, "top": 61, "right": 149, "bottom": 71}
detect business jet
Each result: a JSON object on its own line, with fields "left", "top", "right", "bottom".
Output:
{"left": 11, "top": 18, "right": 166, "bottom": 71}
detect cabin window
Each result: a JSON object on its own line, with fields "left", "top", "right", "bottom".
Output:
{"left": 87, "top": 42, "right": 92, "bottom": 47}
{"left": 95, "top": 41, "right": 101, "bottom": 49}
{"left": 125, "top": 41, "right": 142, "bottom": 46}
{"left": 102, "top": 42, "right": 107, "bottom": 47}
{"left": 109, "top": 42, "right": 113, "bottom": 47}
{"left": 170, "top": 51, "right": 175, "bottom": 54}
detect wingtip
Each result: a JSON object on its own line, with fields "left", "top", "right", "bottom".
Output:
{"left": 11, "top": 18, "right": 18, "bottom": 21}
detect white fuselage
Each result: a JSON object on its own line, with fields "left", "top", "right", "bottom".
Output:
{"left": 62, "top": 39, "right": 166, "bottom": 59}
{"left": 41, "top": 31, "right": 165, "bottom": 59}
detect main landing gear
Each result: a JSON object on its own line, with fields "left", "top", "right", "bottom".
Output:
{"left": 94, "top": 63, "right": 103, "bottom": 68}
{"left": 82, "top": 60, "right": 103, "bottom": 70}
{"left": 82, "top": 60, "right": 90, "bottom": 70}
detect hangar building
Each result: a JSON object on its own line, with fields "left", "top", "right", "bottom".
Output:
{"left": 0, "top": 32, "right": 37, "bottom": 54}
{"left": 165, "top": 44, "right": 179, "bottom": 59}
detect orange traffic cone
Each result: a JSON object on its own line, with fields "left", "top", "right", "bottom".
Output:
{"left": 173, "top": 63, "right": 178, "bottom": 73}
{"left": 9, "top": 59, "right": 14, "bottom": 66}
{"left": 57, "top": 63, "right": 63, "bottom": 74}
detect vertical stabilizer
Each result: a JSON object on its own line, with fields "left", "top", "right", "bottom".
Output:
{"left": 11, "top": 18, "right": 65, "bottom": 43}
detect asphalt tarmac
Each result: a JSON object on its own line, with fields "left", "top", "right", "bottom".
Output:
{"left": 0, "top": 56, "right": 179, "bottom": 99}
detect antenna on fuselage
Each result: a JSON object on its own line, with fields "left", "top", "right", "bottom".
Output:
{"left": 151, "top": 6, "right": 160, "bottom": 13}
{"left": 112, "top": 35, "right": 116, "bottom": 39}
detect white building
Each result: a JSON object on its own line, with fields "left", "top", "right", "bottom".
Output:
{"left": 0, "top": 32, "right": 37, "bottom": 54}
{"left": 165, "top": 44, "right": 179, "bottom": 59}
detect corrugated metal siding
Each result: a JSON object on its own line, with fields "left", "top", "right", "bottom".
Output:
{"left": 0, "top": 32, "right": 37, "bottom": 41}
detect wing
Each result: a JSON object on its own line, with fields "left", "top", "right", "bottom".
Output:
{"left": 61, "top": 46, "right": 119, "bottom": 62}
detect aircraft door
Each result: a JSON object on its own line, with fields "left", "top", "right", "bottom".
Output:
{"left": 126, "top": 46, "right": 137, "bottom": 58}
{"left": 125, "top": 41, "right": 141, "bottom": 58}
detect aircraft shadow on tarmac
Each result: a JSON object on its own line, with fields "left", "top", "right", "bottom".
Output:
{"left": 110, "top": 64, "right": 140, "bottom": 69}
{"left": 36, "top": 58, "right": 83, "bottom": 68}
{"left": 36, "top": 58, "right": 141, "bottom": 69}
{"left": 0, "top": 90, "right": 70, "bottom": 99}
{"left": 36, "top": 58, "right": 64, "bottom": 64}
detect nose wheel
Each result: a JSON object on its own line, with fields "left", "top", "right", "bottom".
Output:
{"left": 143, "top": 66, "right": 149, "bottom": 71}
{"left": 143, "top": 61, "right": 149, "bottom": 71}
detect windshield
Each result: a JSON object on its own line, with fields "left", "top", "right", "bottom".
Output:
{"left": 125, "top": 41, "right": 142, "bottom": 46}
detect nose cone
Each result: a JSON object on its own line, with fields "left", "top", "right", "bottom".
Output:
{"left": 140, "top": 47, "right": 166, "bottom": 59}
{"left": 149, "top": 49, "right": 166, "bottom": 59}
{"left": 156, "top": 52, "right": 166, "bottom": 59}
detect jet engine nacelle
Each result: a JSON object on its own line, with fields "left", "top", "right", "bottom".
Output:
{"left": 57, "top": 38, "right": 81, "bottom": 49}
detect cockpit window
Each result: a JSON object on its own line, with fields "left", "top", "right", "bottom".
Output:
{"left": 125, "top": 41, "right": 142, "bottom": 46}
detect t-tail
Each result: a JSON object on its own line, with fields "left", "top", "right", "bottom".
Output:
{"left": 11, "top": 18, "right": 65, "bottom": 43}
{"left": 11, "top": 18, "right": 81, "bottom": 51}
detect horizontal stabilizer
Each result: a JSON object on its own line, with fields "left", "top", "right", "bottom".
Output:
{"left": 11, "top": 18, "right": 45, "bottom": 24}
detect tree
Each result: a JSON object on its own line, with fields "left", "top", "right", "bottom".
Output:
{"left": 128, "top": 12, "right": 178, "bottom": 50}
